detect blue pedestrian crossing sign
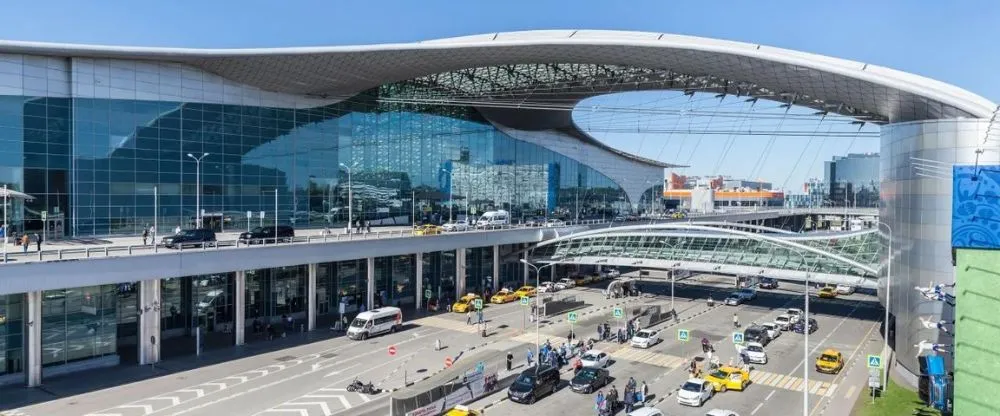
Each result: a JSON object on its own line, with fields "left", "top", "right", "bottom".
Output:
{"left": 567, "top": 312, "right": 578, "bottom": 323}
{"left": 520, "top": 296, "right": 530, "bottom": 306}
{"left": 867, "top": 355, "right": 882, "bottom": 368}
{"left": 677, "top": 329, "right": 690, "bottom": 342}
{"left": 613, "top": 307, "right": 624, "bottom": 319}
{"left": 474, "top": 299, "right": 483, "bottom": 310}
{"left": 732, "top": 332, "right": 744, "bottom": 344}
{"left": 476, "top": 361, "right": 485, "bottom": 373}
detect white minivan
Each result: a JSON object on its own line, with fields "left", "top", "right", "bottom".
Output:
{"left": 347, "top": 306, "right": 403, "bottom": 340}
{"left": 476, "top": 210, "right": 510, "bottom": 228}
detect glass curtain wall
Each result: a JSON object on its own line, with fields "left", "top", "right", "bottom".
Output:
{"left": 40, "top": 285, "right": 117, "bottom": 367}
{"left": 465, "top": 247, "right": 494, "bottom": 297}
{"left": 373, "top": 255, "right": 416, "bottom": 309}
{"left": 421, "top": 250, "right": 456, "bottom": 310}
{"left": 245, "top": 266, "right": 307, "bottom": 330}
{"left": 497, "top": 244, "right": 523, "bottom": 290}
{"left": 0, "top": 294, "right": 24, "bottom": 377}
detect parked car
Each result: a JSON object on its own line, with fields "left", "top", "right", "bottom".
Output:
{"left": 774, "top": 315, "right": 792, "bottom": 331}
{"left": 569, "top": 367, "right": 609, "bottom": 394}
{"left": 555, "top": 278, "right": 576, "bottom": 290}
{"left": 787, "top": 308, "right": 803, "bottom": 323}
{"left": 514, "top": 285, "right": 537, "bottom": 298}
{"left": 507, "top": 365, "right": 560, "bottom": 404}
{"left": 544, "top": 218, "right": 567, "bottom": 227}
{"left": 743, "top": 342, "right": 768, "bottom": 364}
{"left": 835, "top": 284, "right": 856, "bottom": 295}
{"left": 538, "top": 281, "right": 559, "bottom": 293}
{"left": 759, "top": 277, "right": 779, "bottom": 289}
{"left": 238, "top": 225, "right": 294, "bottom": 244}
{"left": 760, "top": 322, "right": 781, "bottom": 339}
{"left": 792, "top": 318, "right": 819, "bottom": 334}
{"left": 677, "top": 378, "right": 714, "bottom": 407}
{"left": 490, "top": 289, "right": 517, "bottom": 304}
{"left": 162, "top": 228, "right": 216, "bottom": 249}
{"left": 630, "top": 329, "right": 661, "bottom": 349}
{"left": 817, "top": 287, "right": 838, "bottom": 298}
{"left": 743, "top": 325, "right": 771, "bottom": 346}
{"left": 412, "top": 224, "right": 443, "bottom": 236}
{"left": 580, "top": 350, "right": 610, "bottom": 368}
{"left": 441, "top": 219, "right": 471, "bottom": 232}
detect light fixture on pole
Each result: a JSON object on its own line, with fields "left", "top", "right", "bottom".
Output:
{"left": 520, "top": 258, "right": 563, "bottom": 363}
{"left": 186, "top": 153, "right": 209, "bottom": 228}
{"left": 339, "top": 163, "right": 353, "bottom": 233}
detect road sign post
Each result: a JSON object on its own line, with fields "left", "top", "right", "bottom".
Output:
{"left": 677, "top": 329, "right": 690, "bottom": 342}
{"left": 613, "top": 307, "right": 623, "bottom": 319}
{"left": 474, "top": 298, "right": 483, "bottom": 310}
{"left": 732, "top": 332, "right": 744, "bottom": 344}
{"left": 867, "top": 355, "right": 882, "bottom": 368}
{"left": 567, "top": 311, "right": 578, "bottom": 339}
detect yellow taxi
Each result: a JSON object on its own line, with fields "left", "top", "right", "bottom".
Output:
{"left": 817, "top": 287, "right": 838, "bottom": 299}
{"left": 490, "top": 289, "right": 517, "bottom": 304}
{"left": 573, "top": 274, "right": 593, "bottom": 286}
{"left": 704, "top": 365, "right": 750, "bottom": 392}
{"left": 815, "top": 349, "right": 844, "bottom": 374}
{"left": 452, "top": 293, "right": 482, "bottom": 313}
{"left": 444, "top": 405, "right": 480, "bottom": 416}
{"left": 513, "top": 285, "right": 537, "bottom": 298}
{"left": 412, "top": 225, "right": 442, "bottom": 236}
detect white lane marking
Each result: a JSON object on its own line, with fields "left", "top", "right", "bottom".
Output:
{"left": 751, "top": 402, "right": 765, "bottom": 415}
{"left": 258, "top": 410, "right": 307, "bottom": 416}
{"left": 765, "top": 390, "right": 776, "bottom": 401}
{"left": 146, "top": 397, "right": 181, "bottom": 406}
{"left": 357, "top": 393, "right": 371, "bottom": 403}
{"left": 844, "top": 385, "right": 857, "bottom": 399}
{"left": 116, "top": 404, "right": 154, "bottom": 414}
{"left": 286, "top": 401, "right": 334, "bottom": 415}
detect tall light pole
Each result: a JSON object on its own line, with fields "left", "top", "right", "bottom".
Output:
{"left": 187, "top": 153, "right": 209, "bottom": 228}
{"left": 520, "top": 259, "right": 563, "bottom": 362}
{"left": 791, "top": 249, "right": 812, "bottom": 416}
{"left": 340, "top": 163, "right": 353, "bottom": 232}
{"left": 2, "top": 184, "right": 8, "bottom": 263}
{"left": 878, "top": 221, "right": 893, "bottom": 392}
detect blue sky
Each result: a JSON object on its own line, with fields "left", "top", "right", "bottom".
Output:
{"left": 1, "top": 0, "right": 996, "bottom": 191}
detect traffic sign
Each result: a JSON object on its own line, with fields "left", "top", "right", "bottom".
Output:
{"left": 388, "top": 345, "right": 397, "bottom": 356}
{"left": 677, "top": 329, "right": 690, "bottom": 342}
{"left": 732, "top": 332, "right": 744, "bottom": 344}
{"left": 474, "top": 299, "right": 483, "bottom": 310}
{"left": 567, "top": 312, "right": 578, "bottom": 323}
{"left": 476, "top": 361, "right": 485, "bottom": 373}
{"left": 520, "top": 296, "right": 530, "bottom": 306}
{"left": 613, "top": 307, "right": 624, "bottom": 319}
{"left": 444, "top": 357, "right": 453, "bottom": 368}
{"left": 424, "top": 289, "right": 432, "bottom": 300}
{"left": 867, "top": 355, "right": 883, "bottom": 368}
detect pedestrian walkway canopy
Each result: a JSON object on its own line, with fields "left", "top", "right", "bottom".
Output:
{"left": 529, "top": 222, "right": 882, "bottom": 288}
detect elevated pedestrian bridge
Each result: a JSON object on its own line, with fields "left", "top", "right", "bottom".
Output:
{"left": 529, "top": 222, "right": 883, "bottom": 288}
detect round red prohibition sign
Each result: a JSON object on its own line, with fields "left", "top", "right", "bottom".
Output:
{"left": 388, "top": 345, "right": 397, "bottom": 356}
{"left": 444, "top": 357, "right": 453, "bottom": 368}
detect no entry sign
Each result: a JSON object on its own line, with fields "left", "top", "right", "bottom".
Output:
{"left": 388, "top": 345, "right": 397, "bottom": 356}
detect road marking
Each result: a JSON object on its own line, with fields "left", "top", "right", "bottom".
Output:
{"left": 751, "top": 402, "right": 765, "bottom": 415}
{"left": 176, "top": 389, "right": 205, "bottom": 398}
{"left": 287, "top": 401, "right": 334, "bottom": 415}
{"left": 765, "top": 390, "right": 775, "bottom": 401}
{"left": 843, "top": 385, "right": 857, "bottom": 399}
{"left": 357, "top": 394, "right": 371, "bottom": 403}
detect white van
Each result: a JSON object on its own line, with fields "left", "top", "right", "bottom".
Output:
{"left": 476, "top": 210, "right": 510, "bottom": 228}
{"left": 347, "top": 306, "right": 403, "bottom": 340}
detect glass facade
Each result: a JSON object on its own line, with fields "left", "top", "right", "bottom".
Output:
{"left": 40, "top": 285, "right": 118, "bottom": 367}
{"left": 824, "top": 153, "right": 880, "bottom": 208}
{"left": 0, "top": 294, "right": 24, "bottom": 377}
{"left": 0, "top": 58, "right": 629, "bottom": 237}
{"left": 421, "top": 250, "right": 456, "bottom": 309}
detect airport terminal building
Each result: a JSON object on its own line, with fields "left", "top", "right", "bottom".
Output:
{"left": 0, "top": 30, "right": 996, "bottom": 389}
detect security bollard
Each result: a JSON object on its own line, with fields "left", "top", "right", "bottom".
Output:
{"left": 435, "top": 339, "right": 442, "bottom": 351}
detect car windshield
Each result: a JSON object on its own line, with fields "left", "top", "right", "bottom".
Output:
{"left": 635, "top": 330, "right": 654, "bottom": 338}
{"left": 709, "top": 370, "right": 729, "bottom": 379}
{"left": 249, "top": 227, "right": 264, "bottom": 233}
{"left": 820, "top": 354, "right": 838, "bottom": 362}
{"left": 514, "top": 373, "right": 536, "bottom": 386}
{"left": 682, "top": 382, "right": 703, "bottom": 392}
{"left": 179, "top": 230, "right": 199, "bottom": 237}
{"left": 747, "top": 345, "right": 764, "bottom": 353}
{"left": 776, "top": 316, "right": 789, "bottom": 322}
{"left": 575, "top": 369, "right": 599, "bottom": 380}
{"left": 349, "top": 318, "right": 368, "bottom": 328}
{"left": 582, "top": 353, "right": 600, "bottom": 361}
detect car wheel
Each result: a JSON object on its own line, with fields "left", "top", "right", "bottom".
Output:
{"left": 720, "top": 385, "right": 728, "bottom": 393}
{"left": 528, "top": 395, "right": 535, "bottom": 404}
{"left": 390, "top": 325, "right": 397, "bottom": 333}
{"left": 361, "top": 332, "right": 368, "bottom": 340}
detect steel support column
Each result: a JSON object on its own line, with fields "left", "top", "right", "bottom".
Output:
{"left": 456, "top": 249, "right": 467, "bottom": 298}
{"left": 415, "top": 252, "right": 424, "bottom": 309}
{"left": 26, "top": 291, "right": 42, "bottom": 387}
{"left": 492, "top": 245, "right": 500, "bottom": 292}
{"left": 234, "top": 270, "right": 246, "bottom": 346}
{"left": 307, "top": 263, "right": 317, "bottom": 331}
{"left": 138, "top": 279, "right": 161, "bottom": 365}
{"left": 366, "top": 257, "right": 376, "bottom": 311}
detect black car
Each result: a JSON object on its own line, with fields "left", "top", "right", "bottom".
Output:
{"left": 743, "top": 325, "right": 772, "bottom": 346}
{"left": 239, "top": 225, "right": 295, "bottom": 244}
{"left": 759, "top": 277, "right": 779, "bottom": 289}
{"left": 508, "top": 365, "right": 560, "bottom": 404}
{"left": 569, "top": 367, "right": 609, "bottom": 394}
{"left": 161, "top": 228, "right": 216, "bottom": 249}
{"left": 792, "top": 318, "right": 819, "bottom": 334}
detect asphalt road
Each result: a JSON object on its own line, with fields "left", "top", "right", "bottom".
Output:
{"left": 1, "top": 273, "right": 883, "bottom": 416}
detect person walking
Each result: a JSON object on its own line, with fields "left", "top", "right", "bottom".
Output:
{"left": 466, "top": 310, "right": 473, "bottom": 325}
{"left": 34, "top": 232, "right": 41, "bottom": 252}
{"left": 142, "top": 228, "right": 149, "bottom": 245}
{"left": 640, "top": 380, "right": 649, "bottom": 404}
{"left": 623, "top": 385, "right": 635, "bottom": 413}
{"left": 506, "top": 351, "right": 513, "bottom": 371}
{"left": 21, "top": 233, "right": 29, "bottom": 253}
{"left": 733, "top": 312, "right": 740, "bottom": 328}
{"left": 526, "top": 348, "right": 534, "bottom": 366}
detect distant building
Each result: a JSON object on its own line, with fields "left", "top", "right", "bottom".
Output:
{"left": 663, "top": 172, "right": 783, "bottom": 210}
{"left": 785, "top": 178, "right": 826, "bottom": 208}
{"left": 824, "top": 153, "right": 880, "bottom": 207}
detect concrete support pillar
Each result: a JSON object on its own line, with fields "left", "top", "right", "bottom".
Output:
{"left": 492, "top": 245, "right": 500, "bottom": 292}
{"left": 550, "top": 265, "right": 556, "bottom": 282}
{"left": 26, "top": 291, "right": 42, "bottom": 387}
{"left": 596, "top": 265, "right": 603, "bottom": 273}
{"left": 456, "top": 249, "right": 467, "bottom": 298}
{"left": 522, "top": 251, "right": 529, "bottom": 285}
{"left": 234, "top": 270, "right": 246, "bottom": 346}
{"left": 415, "top": 252, "right": 424, "bottom": 309}
{"left": 307, "top": 263, "right": 317, "bottom": 331}
{"left": 366, "top": 257, "right": 376, "bottom": 311}
{"left": 138, "top": 279, "right": 161, "bottom": 365}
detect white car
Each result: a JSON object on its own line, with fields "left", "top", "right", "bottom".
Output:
{"left": 787, "top": 308, "right": 803, "bottom": 323}
{"left": 544, "top": 219, "right": 567, "bottom": 227}
{"left": 705, "top": 410, "right": 741, "bottom": 416}
{"left": 774, "top": 315, "right": 792, "bottom": 331}
{"left": 743, "top": 342, "right": 768, "bottom": 364}
{"left": 580, "top": 350, "right": 610, "bottom": 368}
{"left": 625, "top": 408, "right": 662, "bottom": 416}
{"left": 630, "top": 329, "right": 661, "bottom": 348}
{"left": 441, "top": 220, "right": 470, "bottom": 232}
{"left": 836, "top": 284, "right": 856, "bottom": 295}
{"left": 538, "top": 281, "right": 558, "bottom": 293}
{"left": 761, "top": 322, "right": 781, "bottom": 339}
{"left": 555, "top": 278, "right": 576, "bottom": 290}
{"left": 677, "top": 378, "right": 714, "bottom": 407}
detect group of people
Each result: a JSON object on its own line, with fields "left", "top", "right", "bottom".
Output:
{"left": 351, "top": 219, "right": 371, "bottom": 234}
{"left": 251, "top": 314, "right": 296, "bottom": 340}
{"left": 594, "top": 377, "right": 648, "bottom": 415}
{"left": 596, "top": 319, "right": 641, "bottom": 345}
{"left": 11, "top": 232, "right": 41, "bottom": 253}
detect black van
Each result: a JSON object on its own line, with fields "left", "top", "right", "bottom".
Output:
{"left": 239, "top": 225, "right": 295, "bottom": 244}
{"left": 161, "top": 228, "right": 216, "bottom": 249}
{"left": 744, "top": 325, "right": 772, "bottom": 346}
{"left": 507, "top": 365, "right": 560, "bottom": 404}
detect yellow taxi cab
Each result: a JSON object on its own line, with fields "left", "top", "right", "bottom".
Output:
{"left": 490, "top": 289, "right": 517, "bottom": 304}
{"left": 513, "top": 285, "right": 537, "bottom": 298}
{"left": 817, "top": 287, "right": 838, "bottom": 299}
{"left": 671, "top": 212, "right": 686, "bottom": 219}
{"left": 704, "top": 365, "right": 750, "bottom": 392}
{"left": 443, "top": 405, "right": 480, "bottom": 416}
{"left": 452, "top": 293, "right": 482, "bottom": 313}
{"left": 412, "top": 225, "right": 442, "bottom": 236}
{"left": 815, "top": 349, "right": 844, "bottom": 374}
{"left": 573, "top": 274, "right": 593, "bottom": 286}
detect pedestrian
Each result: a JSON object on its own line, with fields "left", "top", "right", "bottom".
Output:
{"left": 733, "top": 312, "right": 740, "bottom": 328}
{"left": 174, "top": 225, "right": 181, "bottom": 234}
{"left": 34, "top": 232, "right": 41, "bottom": 252}
{"left": 506, "top": 351, "right": 513, "bottom": 371}
{"left": 596, "top": 324, "right": 603, "bottom": 341}
{"left": 466, "top": 310, "right": 473, "bottom": 325}
{"left": 21, "top": 233, "right": 28, "bottom": 253}
{"left": 477, "top": 309, "right": 484, "bottom": 324}
{"left": 623, "top": 386, "right": 634, "bottom": 413}
{"left": 142, "top": 228, "right": 149, "bottom": 245}
{"left": 595, "top": 391, "right": 605, "bottom": 415}
{"left": 526, "top": 349, "right": 534, "bottom": 366}
{"left": 149, "top": 225, "right": 156, "bottom": 242}
{"left": 689, "top": 359, "right": 698, "bottom": 377}
{"left": 640, "top": 380, "right": 649, "bottom": 404}
{"left": 366, "top": 220, "right": 371, "bottom": 233}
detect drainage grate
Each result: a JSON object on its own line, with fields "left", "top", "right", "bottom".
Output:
{"left": 275, "top": 355, "right": 297, "bottom": 362}
{"left": 321, "top": 353, "right": 338, "bottom": 359}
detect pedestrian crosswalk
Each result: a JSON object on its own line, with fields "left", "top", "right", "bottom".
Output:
{"left": 256, "top": 388, "right": 373, "bottom": 416}
{"left": 609, "top": 347, "right": 686, "bottom": 369}
{"left": 411, "top": 316, "right": 480, "bottom": 333}
{"left": 748, "top": 371, "right": 837, "bottom": 397}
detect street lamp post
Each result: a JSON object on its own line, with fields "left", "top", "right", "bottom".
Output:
{"left": 791, "top": 249, "right": 812, "bottom": 416}
{"left": 878, "top": 221, "right": 893, "bottom": 392}
{"left": 2, "top": 184, "right": 8, "bottom": 263}
{"left": 187, "top": 153, "right": 209, "bottom": 228}
{"left": 340, "top": 163, "right": 353, "bottom": 233}
{"left": 520, "top": 259, "right": 563, "bottom": 362}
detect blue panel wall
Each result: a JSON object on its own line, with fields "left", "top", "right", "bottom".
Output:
{"left": 952, "top": 165, "right": 1000, "bottom": 249}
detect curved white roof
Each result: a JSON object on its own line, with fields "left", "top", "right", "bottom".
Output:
{"left": 0, "top": 29, "right": 994, "bottom": 123}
